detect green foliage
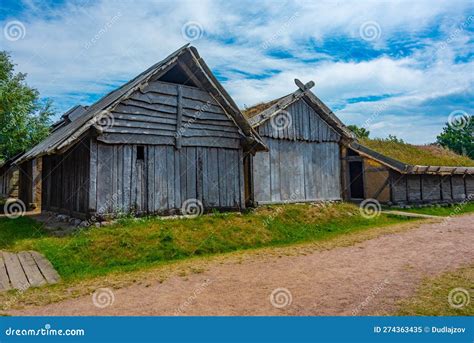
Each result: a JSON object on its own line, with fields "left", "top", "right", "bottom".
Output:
{"left": 347, "top": 124, "right": 370, "bottom": 139}
{"left": 386, "top": 134, "right": 405, "bottom": 143}
{"left": 0, "top": 51, "right": 54, "bottom": 161}
{"left": 437, "top": 119, "right": 474, "bottom": 159}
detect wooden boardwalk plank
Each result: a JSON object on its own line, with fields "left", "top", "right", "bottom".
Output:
{"left": 0, "top": 255, "right": 11, "bottom": 291}
{"left": 2, "top": 252, "right": 29, "bottom": 290}
{"left": 17, "top": 252, "right": 47, "bottom": 287}
{"left": 29, "top": 251, "right": 60, "bottom": 284}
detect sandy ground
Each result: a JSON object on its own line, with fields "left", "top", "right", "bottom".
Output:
{"left": 7, "top": 214, "right": 474, "bottom": 316}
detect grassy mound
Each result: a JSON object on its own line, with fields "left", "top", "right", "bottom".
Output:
{"left": 0, "top": 203, "right": 414, "bottom": 280}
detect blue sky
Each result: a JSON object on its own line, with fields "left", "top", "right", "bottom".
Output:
{"left": 0, "top": 0, "right": 473, "bottom": 144}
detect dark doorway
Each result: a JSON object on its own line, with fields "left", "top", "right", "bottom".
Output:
{"left": 349, "top": 161, "right": 365, "bottom": 199}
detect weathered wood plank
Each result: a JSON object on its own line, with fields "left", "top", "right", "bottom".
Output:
{"left": 3, "top": 252, "right": 29, "bottom": 290}
{"left": 0, "top": 255, "right": 11, "bottom": 291}
{"left": 17, "top": 252, "right": 46, "bottom": 287}
{"left": 89, "top": 139, "right": 98, "bottom": 212}
{"left": 166, "top": 146, "right": 176, "bottom": 209}
{"left": 123, "top": 145, "right": 132, "bottom": 212}
{"left": 176, "top": 85, "right": 183, "bottom": 149}
{"left": 29, "top": 251, "right": 60, "bottom": 284}
{"left": 207, "top": 148, "right": 219, "bottom": 206}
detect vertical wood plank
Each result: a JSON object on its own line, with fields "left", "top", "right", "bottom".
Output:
{"left": 89, "top": 139, "right": 97, "bottom": 212}
{"left": 175, "top": 85, "right": 183, "bottom": 149}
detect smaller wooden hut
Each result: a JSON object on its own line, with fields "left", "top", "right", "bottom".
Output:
{"left": 243, "top": 79, "right": 355, "bottom": 205}
{"left": 345, "top": 142, "right": 474, "bottom": 204}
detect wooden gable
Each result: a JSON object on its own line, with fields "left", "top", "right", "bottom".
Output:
{"left": 97, "top": 77, "right": 244, "bottom": 150}
{"left": 256, "top": 98, "right": 341, "bottom": 142}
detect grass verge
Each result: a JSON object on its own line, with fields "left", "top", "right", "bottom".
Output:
{"left": 0, "top": 202, "right": 417, "bottom": 282}
{"left": 390, "top": 202, "right": 474, "bottom": 217}
{"left": 1, "top": 217, "right": 431, "bottom": 310}
{"left": 396, "top": 264, "right": 473, "bottom": 316}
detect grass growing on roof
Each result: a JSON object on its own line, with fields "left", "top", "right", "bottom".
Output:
{"left": 0, "top": 203, "right": 415, "bottom": 280}
{"left": 360, "top": 138, "right": 474, "bottom": 167}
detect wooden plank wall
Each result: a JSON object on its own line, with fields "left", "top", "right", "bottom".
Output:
{"left": 90, "top": 141, "right": 244, "bottom": 215}
{"left": 41, "top": 138, "right": 90, "bottom": 217}
{"left": 252, "top": 138, "right": 341, "bottom": 204}
{"left": 0, "top": 166, "right": 19, "bottom": 198}
{"left": 252, "top": 98, "right": 342, "bottom": 204}
{"left": 390, "top": 171, "right": 473, "bottom": 204}
{"left": 18, "top": 160, "right": 32, "bottom": 206}
{"left": 98, "top": 80, "right": 242, "bottom": 149}
{"left": 257, "top": 99, "right": 340, "bottom": 142}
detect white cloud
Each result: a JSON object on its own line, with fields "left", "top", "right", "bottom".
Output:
{"left": 0, "top": 0, "right": 472, "bottom": 144}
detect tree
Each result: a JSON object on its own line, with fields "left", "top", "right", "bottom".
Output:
{"left": 0, "top": 51, "right": 54, "bottom": 162}
{"left": 437, "top": 119, "right": 474, "bottom": 159}
{"left": 347, "top": 124, "right": 370, "bottom": 139}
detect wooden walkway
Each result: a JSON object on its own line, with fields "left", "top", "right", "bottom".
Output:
{"left": 381, "top": 210, "right": 441, "bottom": 219}
{"left": 0, "top": 251, "right": 60, "bottom": 291}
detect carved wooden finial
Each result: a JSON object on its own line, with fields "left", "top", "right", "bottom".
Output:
{"left": 294, "top": 79, "right": 315, "bottom": 91}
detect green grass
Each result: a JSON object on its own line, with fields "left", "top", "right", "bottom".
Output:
{"left": 390, "top": 202, "right": 474, "bottom": 216}
{"left": 360, "top": 138, "right": 474, "bottom": 167}
{"left": 397, "top": 265, "right": 474, "bottom": 316}
{"left": 0, "top": 203, "right": 415, "bottom": 281}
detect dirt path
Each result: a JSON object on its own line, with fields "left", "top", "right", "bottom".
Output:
{"left": 8, "top": 214, "right": 474, "bottom": 316}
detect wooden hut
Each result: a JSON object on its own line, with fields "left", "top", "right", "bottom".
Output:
{"left": 243, "top": 79, "right": 355, "bottom": 205}
{"left": 346, "top": 142, "right": 474, "bottom": 204}
{"left": 15, "top": 44, "right": 265, "bottom": 219}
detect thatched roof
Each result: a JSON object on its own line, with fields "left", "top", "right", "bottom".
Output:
{"left": 351, "top": 139, "right": 474, "bottom": 175}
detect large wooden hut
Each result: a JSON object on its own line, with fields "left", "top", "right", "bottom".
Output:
{"left": 15, "top": 45, "right": 265, "bottom": 219}
{"left": 243, "top": 79, "right": 355, "bottom": 205}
